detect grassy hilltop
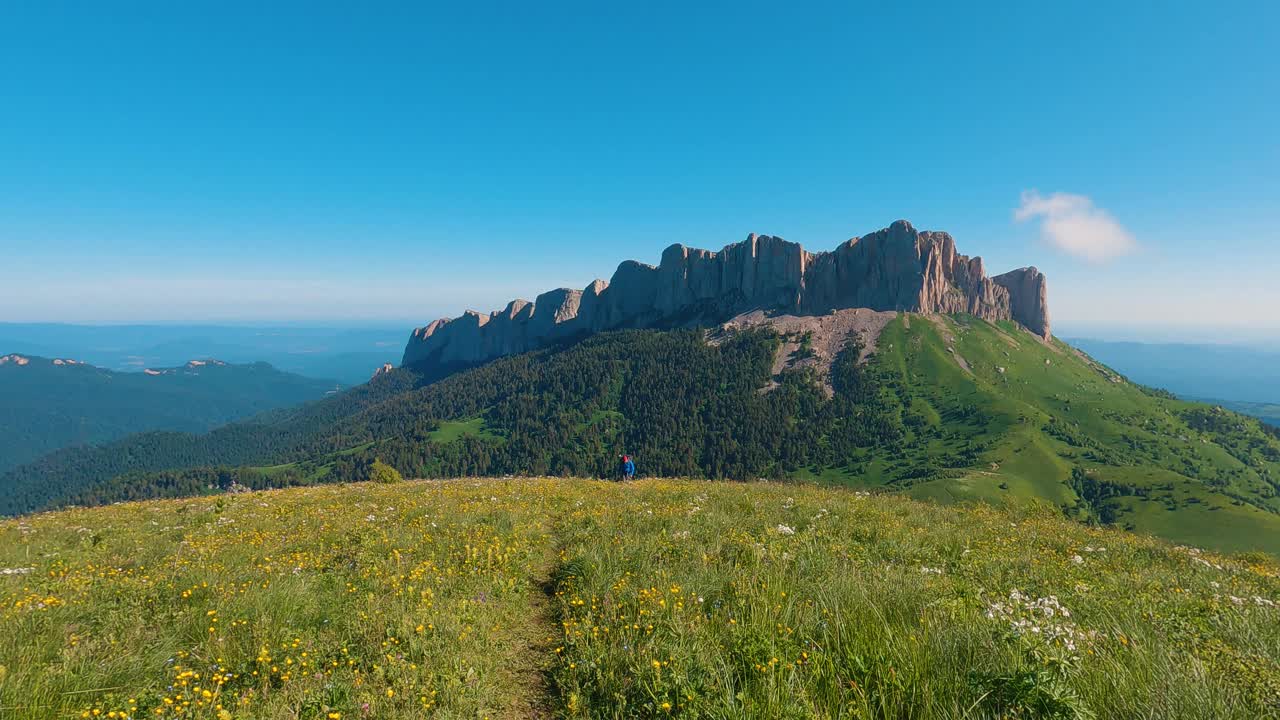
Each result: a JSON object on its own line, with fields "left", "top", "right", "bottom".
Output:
{"left": 2, "top": 478, "right": 1278, "bottom": 719}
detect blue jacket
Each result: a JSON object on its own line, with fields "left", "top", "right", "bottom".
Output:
{"left": 623, "top": 460, "right": 635, "bottom": 475}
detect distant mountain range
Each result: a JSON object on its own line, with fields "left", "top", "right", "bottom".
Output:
{"left": 0, "top": 353, "right": 340, "bottom": 472}
{"left": 0, "top": 324, "right": 404, "bottom": 385}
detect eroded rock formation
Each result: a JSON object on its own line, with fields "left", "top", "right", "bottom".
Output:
{"left": 992, "top": 267, "right": 1051, "bottom": 338}
{"left": 402, "top": 220, "right": 1050, "bottom": 370}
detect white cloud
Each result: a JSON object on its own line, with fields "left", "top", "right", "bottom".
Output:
{"left": 1014, "top": 190, "right": 1137, "bottom": 263}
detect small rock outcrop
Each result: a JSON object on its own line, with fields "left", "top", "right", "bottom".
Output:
{"left": 142, "top": 359, "right": 229, "bottom": 376}
{"left": 402, "top": 220, "right": 1050, "bottom": 371}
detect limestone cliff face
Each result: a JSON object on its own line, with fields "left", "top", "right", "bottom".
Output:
{"left": 992, "top": 267, "right": 1050, "bottom": 338}
{"left": 402, "top": 220, "right": 1050, "bottom": 369}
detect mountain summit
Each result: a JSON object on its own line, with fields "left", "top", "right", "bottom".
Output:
{"left": 402, "top": 220, "right": 1049, "bottom": 372}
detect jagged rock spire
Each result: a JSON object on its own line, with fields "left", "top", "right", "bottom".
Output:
{"left": 402, "top": 221, "right": 1050, "bottom": 370}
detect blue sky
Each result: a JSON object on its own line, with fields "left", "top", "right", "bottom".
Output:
{"left": 1, "top": 1, "right": 1276, "bottom": 341}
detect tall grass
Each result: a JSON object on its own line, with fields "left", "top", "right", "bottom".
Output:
{"left": 545, "top": 481, "right": 1280, "bottom": 718}
{"left": 1, "top": 479, "right": 1277, "bottom": 718}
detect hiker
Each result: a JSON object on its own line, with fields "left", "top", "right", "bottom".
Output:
{"left": 618, "top": 454, "right": 636, "bottom": 481}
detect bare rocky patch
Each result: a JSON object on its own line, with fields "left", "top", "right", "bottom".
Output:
{"left": 713, "top": 308, "right": 898, "bottom": 394}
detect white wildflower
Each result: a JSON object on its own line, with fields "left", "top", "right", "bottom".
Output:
{"left": 984, "top": 590, "right": 1091, "bottom": 658}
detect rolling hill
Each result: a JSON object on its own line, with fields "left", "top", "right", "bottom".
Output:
{"left": 0, "top": 354, "right": 340, "bottom": 472}
{"left": 2, "top": 478, "right": 1277, "bottom": 719}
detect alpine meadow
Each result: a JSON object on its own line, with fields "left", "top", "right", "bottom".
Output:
{"left": 3, "top": 480, "right": 1279, "bottom": 719}
{"left": 5, "top": 4, "right": 1280, "bottom": 719}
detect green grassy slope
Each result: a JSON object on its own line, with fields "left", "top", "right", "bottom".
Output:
{"left": 2, "top": 478, "right": 1277, "bottom": 719}
{"left": 427, "top": 416, "right": 501, "bottom": 443}
{"left": 869, "top": 315, "right": 1280, "bottom": 553}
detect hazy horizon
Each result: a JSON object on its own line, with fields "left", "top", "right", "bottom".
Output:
{"left": 5, "top": 318, "right": 1280, "bottom": 350}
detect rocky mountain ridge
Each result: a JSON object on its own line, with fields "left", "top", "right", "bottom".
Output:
{"left": 1, "top": 354, "right": 238, "bottom": 375}
{"left": 402, "top": 220, "right": 1049, "bottom": 370}
{"left": 0, "top": 354, "right": 82, "bottom": 367}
